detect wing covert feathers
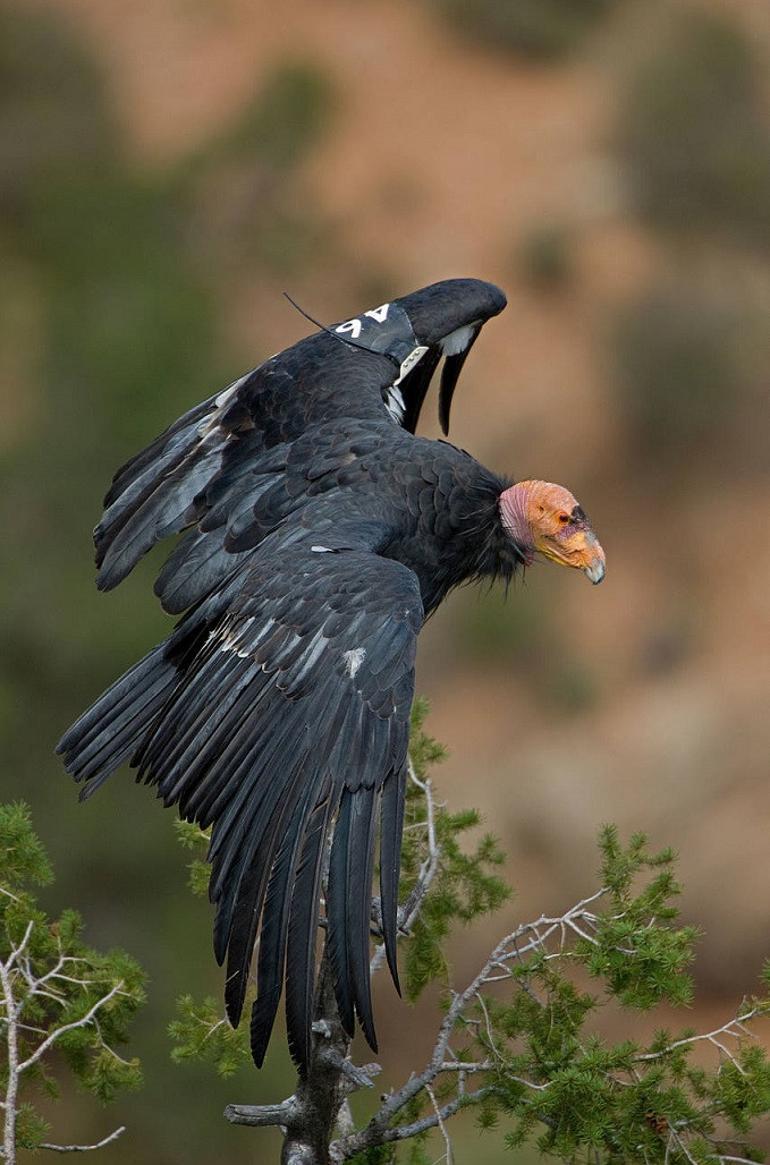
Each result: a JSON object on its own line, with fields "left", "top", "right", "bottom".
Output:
{"left": 60, "top": 545, "right": 422, "bottom": 1074}
{"left": 91, "top": 279, "right": 506, "bottom": 605}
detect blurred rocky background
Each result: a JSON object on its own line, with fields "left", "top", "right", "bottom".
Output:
{"left": 1, "top": 0, "right": 768, "bottom": 1160}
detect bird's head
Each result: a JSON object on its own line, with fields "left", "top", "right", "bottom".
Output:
{"left": 499, "top": 479, "right": 605, "bottom": 584}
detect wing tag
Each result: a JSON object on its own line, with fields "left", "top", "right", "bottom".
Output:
{"left": 364, "top": 304, "right": 390, "bottom": 324}
{"left": 333, "top": 301, "right": 423, "bottom": 369}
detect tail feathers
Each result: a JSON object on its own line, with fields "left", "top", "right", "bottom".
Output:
{"left": 56, "top": 644, "right": 178, "bottom": 799}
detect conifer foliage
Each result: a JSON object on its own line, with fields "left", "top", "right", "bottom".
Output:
{"left": 0, "top": 803, "right": 145, "bottom": 1162}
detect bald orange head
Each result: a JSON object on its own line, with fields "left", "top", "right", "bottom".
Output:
{"left": 499, "top": 479, "right": 605, "bottom": 584}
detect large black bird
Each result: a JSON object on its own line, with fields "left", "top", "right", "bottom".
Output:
{"left": 58, "top": 278, "right": 605, "bottom": 1074}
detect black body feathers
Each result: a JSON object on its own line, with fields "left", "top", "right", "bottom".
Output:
{"left": 58, "top": 278, "right": 519, "bottom": 1074}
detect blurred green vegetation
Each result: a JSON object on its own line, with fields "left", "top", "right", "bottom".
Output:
{"left": 616, "top": 7, "right": 770, "bottom": 249}
{"left": 611, "top": 279, "right": 739, "bottom": 470}
{"left": 0, "top": 3, "right": 116, "bottom": 213}
{"left": 516, "top": 223, "right": 573, "bottom": 292}
{"left": 177, "top": 61, "right": 335, "bottom": 276}
{"left": 610, "top": 255, "right": 770, "bottom": 481}
{"left": 189, "top": 61, "right": 333, "bottom": 174}
{"left": 611, "top": 5, "right": 770, "bottom": 484}
{"left": 427, "top": 0, "right": 620, "bottom": 60}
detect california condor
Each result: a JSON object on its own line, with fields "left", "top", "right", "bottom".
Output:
{"left": 57, "top": 277, "right": 605, "bottom": 1073}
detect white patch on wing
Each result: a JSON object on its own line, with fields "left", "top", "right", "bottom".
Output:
{"left": 343, "top": 647, "right": 366, "bottom": 678}
{"left": 219, "top": 634, "right": 252, "bottom": 659}
{"left": 440, "top": 323, "right": 477, "bottom": 356}
{"left": 217, "top": 615, "right": 265, "bottom": 658}
{"left": 384, "top": 385, "right": 405, "bottom": 423}
{"left": 214, "top": 378, "right": 242, "bottom": 408}
{"left": 198, "top": 372, "right": 252, "bottom": 438}
{"left": 311, "top": 545, "right": 333, "bottom": 553}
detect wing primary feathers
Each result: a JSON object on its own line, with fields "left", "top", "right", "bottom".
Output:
{"left": 249, "top": 779, "right": 316, "bottom": 1067}
{"left": 103, "top": 393, "right": 217, "bottom": 508}
{"left": 96, "top": 452, "right": 223, "bottom": 592}
{"left": 60, "top": 661, "right": 168, "bottom": 770}
{"left": 207, "top": 709, "right": 312, "bottom": 883}
{"left": 139, "top": 652, "right": 257, "bottom": 800}
{"left": 96, "top": 414, "right": 210, "bottom": 554}
{"left": 327, "top": 791, "right": 355, "bottom": 1036}
{"left": 70, "top": 675, "right": 173, "bottom": 787}
{"left": 398, "top": 348, "right": 441, "bottom": 435}
{"left": 438, "top": 326, "right": 480, "bottom": 435}
{"left": 212, "top": 751, "right": 301, "bottom": 970}
{"left": 222, "top": 783, "right": 298, "bottom": 1028}
{"left": 284, "top": 786, "right": 337, "bottom": 1073}
{"left": 379, "top": 768, "right": 406, "bottom": 993}
{"left": 57, "top": 644, "right": 167, "bottom": 757}
{"left": 347, "top": 786, "right": 378, "bottom": 1049}
{"left": 56, "top": 644, "right": 178, "bottom": 797}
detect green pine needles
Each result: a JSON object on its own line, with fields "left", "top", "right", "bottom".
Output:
{"left": 0, "top": 802, "right": 145, "bottom": 1161}
{"left": 460, "top": 823, "right": 770, "bottom": 1164}
{"left": 396, "top": 697, "right": 510, "bottom": 1002}
{"left": 168, "top": 704, "right": 770, "bottom": 1164}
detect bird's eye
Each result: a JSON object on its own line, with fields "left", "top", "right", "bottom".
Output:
{"left": 558, "top": 513, "right": 570, "bottom": 525}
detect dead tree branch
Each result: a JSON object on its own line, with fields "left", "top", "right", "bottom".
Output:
{"left": 39, "top": 1127, "right": 126, "bottom": 1154}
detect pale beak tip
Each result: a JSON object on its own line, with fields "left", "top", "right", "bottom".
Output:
{"left": 584, "top": 560, "right": 606, "bottom": 585}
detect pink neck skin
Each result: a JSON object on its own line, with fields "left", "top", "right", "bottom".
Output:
{"left": 498, "top": 484, "right": 535, "bottom": 564}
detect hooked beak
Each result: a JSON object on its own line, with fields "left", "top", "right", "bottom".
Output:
{"left": 538, "top": 529, "right": 606, "bottom": 585}
{"left": 583, "top": 540, "right": 606, "bottom": 585}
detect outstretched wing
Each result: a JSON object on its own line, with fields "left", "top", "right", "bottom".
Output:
{"left": 59, "top": 539, "right": 423, "bottom": 1074}
{"left": 94, "top": 278, "right": 506, "bottom": 601}
{"left": 382, "top": 277, "right": 506, "bottom": 434}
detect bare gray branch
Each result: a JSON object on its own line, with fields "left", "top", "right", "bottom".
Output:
{"left": 39, "top": 1127, "right": 126, "bottom": 1153}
